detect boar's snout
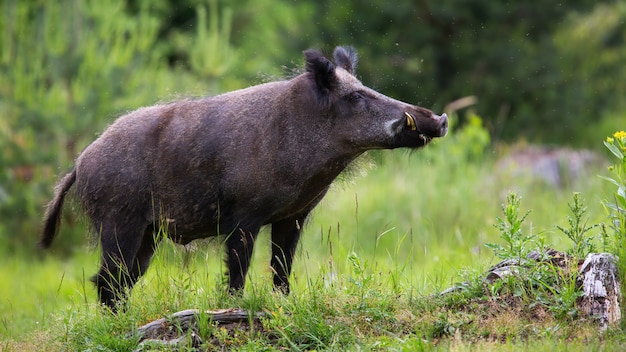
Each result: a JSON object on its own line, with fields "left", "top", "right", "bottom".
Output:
{"left": 435, "top": 113, "right": 448, "bottom": 137}
{"left": 404, "top": 111, "right": 448, "bottom": 139}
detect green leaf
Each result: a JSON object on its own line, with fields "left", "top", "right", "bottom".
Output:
{"left": 604, "top": 141, "right": 624, "bottom": 160}
{"left": 598, "top": 175, "right": 622, "bottom": 188}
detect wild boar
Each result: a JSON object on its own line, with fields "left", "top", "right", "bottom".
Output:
{"left": 41, "top": 46, "right": 448, "bottom": 311}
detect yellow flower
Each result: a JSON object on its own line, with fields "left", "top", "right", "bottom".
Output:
{"left": 614, "top": 130, "right": 626, "bottom": 140}
{"left": 606, "top": 136, "right": 614, "bottom": 143}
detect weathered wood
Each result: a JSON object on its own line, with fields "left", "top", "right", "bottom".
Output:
{"left": 577, "top": 253, "right": 622, "bottom": 330}
{"left": 134, "top": 308, "right": 265, "bottom": 350}
{"left": 136, "top": 308, "right": 258, "bottom": 338}
{"left": 440, "top": 249, "right": 572, "bottom": 295}
{"left": 484, "top": 258, "right": 524, "bottom": 284}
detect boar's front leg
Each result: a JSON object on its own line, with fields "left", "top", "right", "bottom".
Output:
{"left": 271, "top": 214, "right": 307, "bottom": 294}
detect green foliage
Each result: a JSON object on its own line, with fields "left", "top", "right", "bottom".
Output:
{"left": 553, "top": 5, "right": 626, "bottom": 145}
{"left": 0, "top": 0, "right": 179, "bottom": 253}
{"left": 189, "top": 0, "right": 237, "bottom": 79}
{"left": 548, "top": 268, "right": 584, "bottom": 321}
{"left": 429, "top": 312, "right": 459, "bottom": 339}
{"left": 419, "top": 112, "right": 491, "bottom": 168}
{"left": 601, "top": 131, "right": 626, "bottom": 251}
{"left": 556, "top": 193, "right": 600, "bottom": 258}
{"left": 485, "top": 193, "right": 533, "bottom": 261}
{"left": 346, "top": 252, "right": 374, "bottom": 306}
{"left": 601, "top": 130, "right": 626, "bottom": 323}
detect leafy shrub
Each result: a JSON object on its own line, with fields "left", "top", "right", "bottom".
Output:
{"left": 0, "top": 1, "right": 217, "bottom": 255}
{"left": 601, "top": 130, "right": 626, "bottom": 317}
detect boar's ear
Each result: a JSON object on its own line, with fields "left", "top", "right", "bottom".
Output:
{"left": 304, "top": 49, "right": 337, "bottom": 107}
{"left": 333, "top": 46, "right": 358, "bottom": 75}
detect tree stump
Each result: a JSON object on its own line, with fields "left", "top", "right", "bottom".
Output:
{"left": 576, "top": 253, "right": 622, "bottom": 331}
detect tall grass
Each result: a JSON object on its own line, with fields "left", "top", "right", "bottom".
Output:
{"left": 1, "top": 118, "right": 618, "bottom": 350}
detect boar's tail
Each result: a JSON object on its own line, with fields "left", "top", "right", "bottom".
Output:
{"left": 40, "top": 169, "right": 77, "bottom": 249}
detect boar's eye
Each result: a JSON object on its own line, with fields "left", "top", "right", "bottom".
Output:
{"left": 347, "top": 91, "right": 364, "bottom": 104}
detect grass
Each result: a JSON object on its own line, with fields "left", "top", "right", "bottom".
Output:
{"left": 1, "top": 121, "right": 624, "bottom": 350}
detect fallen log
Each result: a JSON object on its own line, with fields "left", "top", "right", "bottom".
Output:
{"left": 134, "top": 308, "right": 265, "bottom": 351}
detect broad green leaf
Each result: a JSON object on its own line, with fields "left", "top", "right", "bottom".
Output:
{"left": 604, "top": 141, "right": 624, "bottom": 160}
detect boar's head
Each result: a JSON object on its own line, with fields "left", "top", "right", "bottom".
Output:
{"left": 304, "top": 46, "right": 448, "bottom": 152}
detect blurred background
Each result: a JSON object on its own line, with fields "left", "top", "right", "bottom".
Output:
{"left": 1, "top": 0, "right": 624, "bottom": 263}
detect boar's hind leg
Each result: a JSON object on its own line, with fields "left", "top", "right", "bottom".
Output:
{"left": 225, "top": 225, "right": 261, "bottom": 292}
{"left": 93, "top": 219, "right": 150, "bottom": 311}
{"left": 129, "top": 224, "right": 161, "bottom": 284}
{"left": 271, "top": 214, "right": 307, "bottom": 294}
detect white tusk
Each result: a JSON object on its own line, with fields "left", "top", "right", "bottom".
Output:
{"left": 404, "top": 112, "right": 417, "bottom": 131}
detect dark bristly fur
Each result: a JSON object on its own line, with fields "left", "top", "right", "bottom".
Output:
{"left": 41, "top": 46, "right": 448, "bottom": 311}
{"left": 333, "top": 46, "right": 358, "bottom": 74}
{"left": 304, "top": 49, "right": 337, "bottom": 107}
